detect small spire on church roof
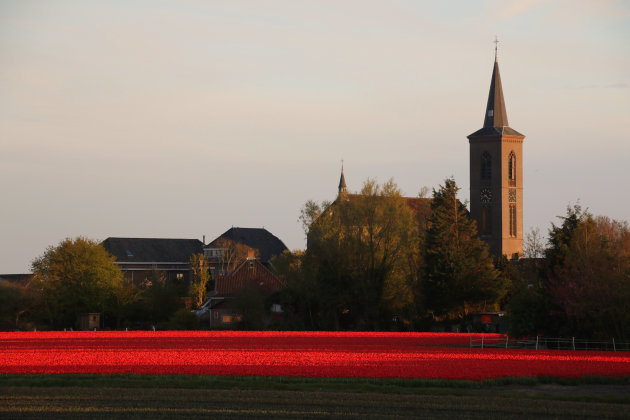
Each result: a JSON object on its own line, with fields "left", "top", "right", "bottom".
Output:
{"left": 338, "top": 160, "right": 347, "bottom": 195}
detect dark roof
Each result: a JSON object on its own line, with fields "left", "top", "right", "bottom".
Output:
{"left": 404, "top": 197, "right": 431, "bottom": 213}
{"left": 468, "top": 58, "right": 524, "bottom": 139}
{"left": 468, "top": 126, "right": 524, "bottom": 137}
{"left": 102, "top": 238, "right": 204, "bottom": 263}
{"left": 213, "top": 258, "right": 285, "bottom": 297}
{"left": 205, "top": 228, "right": 288, "bottom": 263}
{"left": 0, "top": 274, "right": 33, "bottom": 285}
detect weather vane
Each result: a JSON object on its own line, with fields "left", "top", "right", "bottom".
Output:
{"left": 494, "top": 35, "right": 499, "bottom": 61}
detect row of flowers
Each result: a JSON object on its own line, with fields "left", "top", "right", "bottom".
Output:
{"left": 1, "top": 331, "right": 628, "bottom": 380}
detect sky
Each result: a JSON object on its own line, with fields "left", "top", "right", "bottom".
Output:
{"left": 1, "top": 0, "right": 629, "bottom": 273}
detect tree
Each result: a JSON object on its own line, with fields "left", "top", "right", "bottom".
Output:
{"left": 422, "top": 178, "right": 506, "bottom": 320}
{"left": 212, "top": 238, "right": 257, "bottom": 275}
{"left": 189, "top": 253, "right": 210, "bottom": 309}
{"left": 0, "top": 280, "right": 35, "bottom": 330}
{"left": 302, "top": 178, "right": 420, "bottom": 330}
{"left": 524, "top": 227, "right": 545, "bottom": 259}
{"left": 231, "top": 287, "right": 266, "bottom": 330}
{"left": 142, "top": 269, "right": 180, "bottom": 325}
{"left": 109, "top": 278, "right": 142, "bottom": 329}
{"left": 31, "top": 237, "right": 123, "bottom": 328}
{"left": 270, "top": 250, "right": 319, "bottom": 330}
{"left": 547, "top": 213, "right": 630, "bottom": 339}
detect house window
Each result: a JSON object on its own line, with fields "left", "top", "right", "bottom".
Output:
{"left": 509, "top": 205, "right": 517, "bottom": 237}
{"left": 508, "top": 152, "right": 516, "bottom": 185}
{"left": 481, "top": 206, "right": 492, "bottom": 235}
{"left": 481, "top": 151, "right": 491, "bottom": 180}
{"left": 214, "top": 312, "right": 219, "bottom": 320}
{"left": 222, "top": 315, "right": 232, "bottom": 324}
{"left": 176, "top": 273, "right": 183, "bottom": 281}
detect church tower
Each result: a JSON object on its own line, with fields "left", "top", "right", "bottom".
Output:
{"left": 468, "top": 44, "right": 525, "bottom": 259}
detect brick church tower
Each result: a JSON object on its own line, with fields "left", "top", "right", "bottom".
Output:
{"left": 468, "top": 47, "right": 525, "bottom": 259}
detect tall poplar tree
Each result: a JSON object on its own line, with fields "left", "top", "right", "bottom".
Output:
{"left": 189, "top": 253, "right": 210, "bottom": 309}
{"left": 423, "top": 178, "right": 506, "bottom": 319}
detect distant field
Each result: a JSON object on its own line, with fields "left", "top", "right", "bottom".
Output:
{"left": 2, "top": 331, "right": 630, "bottom": 379}
{"left": 2, "top": 379, "right": 630, "bottom": 419}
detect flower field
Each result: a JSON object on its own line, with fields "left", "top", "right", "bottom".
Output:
{"left": 1, "top": 331, "right": 629, "bottom": 380}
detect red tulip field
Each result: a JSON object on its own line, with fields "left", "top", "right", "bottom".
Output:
{"left": 2, "top": 331, "right": 629, "bottom": 380}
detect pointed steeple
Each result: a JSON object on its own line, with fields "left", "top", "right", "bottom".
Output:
{"left": 338, "top": 161, "right": 347, "bottom": 195}
{"left": 469, "top": 39, "right": 523, "bottom": 138}
{"left": 483, "top": 58, "right": 509, "bottom": 128}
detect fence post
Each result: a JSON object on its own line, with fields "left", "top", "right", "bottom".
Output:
{"left": 481, "top": 334, "right": 484, "bottom": 349}
{"left": 505, "top": 335, "right": 509, "bottom": 349}
{"left": 613, "top": 338, "right": 616, "bottom": 352}
{"left": 469, "top": 335, "right": 472, "bottom": 348}
{"left": 536, "top": 335, "right": 539, "bottom": 350}
{"left": 572, "top": 337, "right": 575, "bottom": 351}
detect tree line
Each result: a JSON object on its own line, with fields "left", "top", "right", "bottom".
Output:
{"left": 1, "top": 178, "right": 628, "bottom": 339}
{"left": 270, "top": 179, "right": 630, "bottom": 340}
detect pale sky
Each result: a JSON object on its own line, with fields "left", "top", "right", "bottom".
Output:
{"left": 1, "top": 0, "right": 629, "bottom": 273}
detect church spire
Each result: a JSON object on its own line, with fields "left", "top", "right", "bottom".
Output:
{"left": 483, "top": 37, "right": 509, "bottom": 128}
{"left": 338, "top": 161, "right": 347, "bottom": 195}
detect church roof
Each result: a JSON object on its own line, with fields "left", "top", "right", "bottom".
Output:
{"left": 337, "top": 194, "right": 430, "bottom": 213}
{"left": 468, "top": 57, "right": 523, "bottom": 138}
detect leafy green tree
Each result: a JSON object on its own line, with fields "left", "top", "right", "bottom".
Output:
{"left": 231, "top": 287, "right": 266, "bottom": 330}
{"left": 143, "top": 269, "right": 180, "bottom": 325}
{"left": 167, "top": 308, "right": 199, "bottom": 330}
{"left": 31, "top": 237, "right": 123, "bottom": 328}
{"left": 270, "top": 250, "right": 319, "bottom": 330}
{"left": 109, "top": 278, "right": 142, "bottom": 329}
{"left": 422, "top": 178, "right": 506, "bottom": 320}
{"left": 506, "top": 286, "right": 547, "bottom": 337}
{"left": 0, "top": 281, "right": 35, "bottom": 330}
{"left": 189, "top": 253, "right": 210, "bottom": 309}
{"left": 302, "top": 178, "right": 420, "bottom": 330}
{"left": 548, "top": 213, "right": 630, "bottom": 339}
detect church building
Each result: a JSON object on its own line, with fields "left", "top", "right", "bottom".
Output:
{"left": 468, "top": 47, "right": 525, "bottom": 259}
{"left": 332, "top": 44, "right": 525, "bottom": 260}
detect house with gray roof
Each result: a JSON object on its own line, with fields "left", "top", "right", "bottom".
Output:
{"left": 102, "top": 237, "right": 204, "bottom": 288}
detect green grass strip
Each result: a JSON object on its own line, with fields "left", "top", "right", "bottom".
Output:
{"left": 1, "top": 373, "right": 628, "bottom": 392}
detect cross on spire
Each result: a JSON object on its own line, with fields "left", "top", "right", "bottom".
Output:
{"left": 494, "top": 35, "right": 499, "bottom": 62}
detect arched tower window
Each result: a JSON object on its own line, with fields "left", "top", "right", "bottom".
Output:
{"left": 481, "top": 151, "right": 491, "bottom": 180}
{"left": 508, "top": 151, "right": 516, "bottom": 185}
{"left": 509, "top": 205, "right": 517, "bottom": 237}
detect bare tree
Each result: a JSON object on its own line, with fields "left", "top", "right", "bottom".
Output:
{"left": 524, "top": 227, "right": 545, "bottom": 259}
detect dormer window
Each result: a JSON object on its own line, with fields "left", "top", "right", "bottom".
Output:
{"left": 487, "top": 109, "right": 493, "bottom": 117}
